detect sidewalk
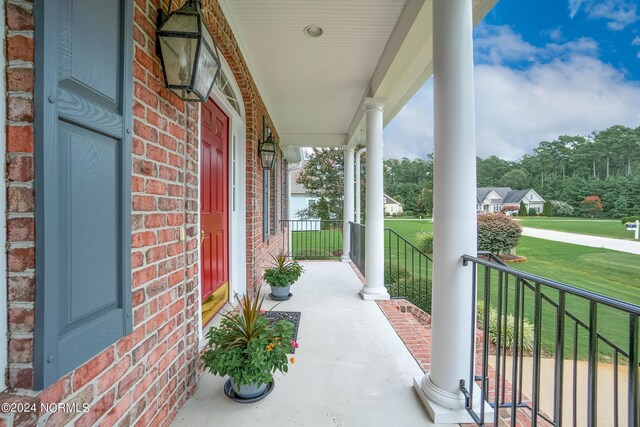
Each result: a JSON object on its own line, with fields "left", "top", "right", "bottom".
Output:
{"left": 522, "top": 227, "right": 640, "bottom": 255}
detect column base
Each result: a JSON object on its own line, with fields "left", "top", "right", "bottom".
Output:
{"left": 413, "top": 374, "right": 494, "bottom": 424}
{"left": 359, "top": 287, "right": 390, "bottom": 300}
{"left": 341, "top": 255, "right": 351, "bottom": 263}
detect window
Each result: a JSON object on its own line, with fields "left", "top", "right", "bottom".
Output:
{"left": 214, "top": 71, "right": 241, "bottom": 116}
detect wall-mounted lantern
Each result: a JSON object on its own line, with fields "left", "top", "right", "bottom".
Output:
{"left": 259, "top": 117, "right": 277, "bottom": 170}
{"left": 156, "top": 0, "right": 221, "bottom": 102}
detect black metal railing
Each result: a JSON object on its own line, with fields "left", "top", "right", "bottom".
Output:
{"left": 384, "top": 228, "right": 432, "bottom": 314}
{"left": 281, "top": 220, "right": 343, "bottom": 260}
{"left": 461, "top": 253, "right": 640, "bottom": 427}
{"left": 349, "top": 222, "right": 365, "bottom": 275}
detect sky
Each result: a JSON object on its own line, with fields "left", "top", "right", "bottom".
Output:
{"left": 383, "top": 0, "right": 640, "bottom": 161}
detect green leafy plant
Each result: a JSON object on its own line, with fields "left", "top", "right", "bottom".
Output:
{"left": 477, "top": 213, "right": 523, "bottom": 254}
{"left": 415, "top": 230, "right": 433, "bottom": 254}
{"left": 201, "top": 289, "right": 295, "bottom": 387}
{"left": 294, "top": 249, "right": 332, "bottom": 260}
{"left": 621, "top": 215, "right": 640, "bottom": 224}
{"left": 477, "top": 303, "right": 534, "bottom": 351}
{"left": 263, "top": 252, "right": 304, "bottom": 287}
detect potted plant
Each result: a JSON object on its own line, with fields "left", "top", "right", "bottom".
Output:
{"left": 263, "top": 252, "right": 304, "bottom": 300}
{"left": 202, "top": 289, "right": 295, "bottom": 400}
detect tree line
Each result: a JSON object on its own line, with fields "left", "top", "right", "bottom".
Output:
{"left": 296, "top": 124, "right": 640, "bottom": 220}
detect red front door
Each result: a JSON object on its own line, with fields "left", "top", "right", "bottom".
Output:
{"left": 200, "top": 99, "right": 229, "bottom": 305}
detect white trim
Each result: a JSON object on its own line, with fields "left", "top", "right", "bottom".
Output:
{"left": 197, "top": 57, "right": 247, "bottom": 341}
{"left": 0, "top": 0, "right": 8, "bottom": 391}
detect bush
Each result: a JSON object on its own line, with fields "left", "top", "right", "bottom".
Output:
{"left": 551, "top": 200, "right": 574, "bottom": 217}
{"left": 500, "top": 205, "right": 519, "bottom": 215}
{"left": 477, "top": 213, "right": 522, "bottom": 254}
{"left": 518, "top": 201, "right": 527, "bottom": 216}
{"left": 528, "top": 207, "right": 537, "bottom": 216}
{"left": 621, "top": 215, "right": 640, "bottom": 224}
{"left": 294, "top": 249, "right": 332, "bottom": 260}
{"left": 404, "top": 210, "right": 414, "bottom": 217}
{"left": 543, "top": 201, "right": 552, "bottom": 216}
{"left": 416, "top": 230, "right": 433, "bottom": 254}
{"left": 477, "top": 303, "right": 534, "bottom": 351}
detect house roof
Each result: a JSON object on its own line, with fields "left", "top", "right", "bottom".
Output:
{"left": 219, "top": 0, "right": 497, "bottom": 149}
{"left": 384, "top": 194, "right": 402, "bottom": 206}
{"left": 477, "top": 187, "right": 543, "bottom": 204}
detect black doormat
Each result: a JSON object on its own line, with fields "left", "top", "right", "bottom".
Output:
{"left": 263, "top": 311, "right": 301, "bottom": 354}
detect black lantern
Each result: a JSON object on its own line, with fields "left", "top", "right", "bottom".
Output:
{"left": 259, "top": 117, "right": 277, "bottom": 170}
{"left": 157, "top": 0, "right": 221, "bottom": 102}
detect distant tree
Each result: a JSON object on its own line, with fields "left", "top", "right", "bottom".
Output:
{"left": 500, "top": 204, "right": 519, "bottom": 215}
{"left": 550, "top": 200, "right": 574, "bottom": 217}
{"left": 580, "top": 195, "right": 604, "bottom": 218}
{"left": 518, "top": 201, "right": 527, "bottom": 216}
{"left": 543, "top": 201, "right": 552, "bottom": 216}
{"left": 296, "top": 148, "right": 344, "bottom": 221}
{"left": 500, "top": 168, "right": 530, "bottom": 190}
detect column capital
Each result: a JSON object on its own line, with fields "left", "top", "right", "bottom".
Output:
{"left": 342, "top": 146, "right": 355, "bottom": 153}
{"left": 364, "top": 97, "right": 386, "bottom": 112}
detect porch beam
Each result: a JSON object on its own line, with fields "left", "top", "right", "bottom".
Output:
{"left": 413, "top": 0, "right": 483, "bottom": 423}
{"left": 342, "top": 147, "right": 355, "bottom": 261}
{"left": 360, "top": 99, "right": 389, "bottom": 300}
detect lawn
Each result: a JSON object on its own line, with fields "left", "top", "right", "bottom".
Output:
{"left": 516, "top": 217, "right": 637, "bottom": 240}
{"left": 384, "top": 218, "right": 640, "bottom": 359}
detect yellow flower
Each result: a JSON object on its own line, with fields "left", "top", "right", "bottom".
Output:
{"left": 289, "top": 357, "right": 295, "bottom": 364}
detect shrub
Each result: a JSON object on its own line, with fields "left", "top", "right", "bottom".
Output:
{"left": 621, "top": 215, "right": 640, "bottom": 224}
{"left": 500, "top": 205, "right": 519, "bottom": 215}
{"left": 528, "top": 207, "right": 537, "bottom": 216}
{"left": 580, "top": 195, "right": 604, "bottom": 218}
{"left": 294, "top": 249, "right": 332, "bottom": 260}
{"left": 477, "top": 303, "right": 534, "bottom": 351}
{"left": 543, "top": 201, "right": 552, "bottom": 216}
{"left": 477, "top": 213, "right": 522, "bottom": 254}
{"left": 518, "top": 201, "right": 527, "bottom": 216}
{"left": 551, "top": 200, "right": 574, "bottom": 217}
{"left": 404, "top": 210, "right": 414, "bottom": 217}
{"left": 416, "top": 230, "right": 433, "bottom": 254}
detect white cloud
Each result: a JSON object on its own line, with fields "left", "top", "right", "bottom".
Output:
{"left": 633, "top": 36, "right": 640, "bottom": 45}
{"left": 383, "top": 27, "right": 640, "bottom": 161}
{"left": 569, "top": 0, "right": 639, "bottom": 30}
{"left": 474, "top": 25, "right": 539, "bottom": 64}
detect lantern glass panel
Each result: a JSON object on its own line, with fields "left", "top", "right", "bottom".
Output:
{"left": 159, "top": 37, "right": 198, "bottom": 87}
{"left": 160, "top": 11, "right": 198, "bottom": 33}
{"left": 193, "top": 44, "right": 218, "bottom": 99}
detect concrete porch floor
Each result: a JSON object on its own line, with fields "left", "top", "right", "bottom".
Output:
{"left": 171, "top": 261, "right": 449, "bottom": 427}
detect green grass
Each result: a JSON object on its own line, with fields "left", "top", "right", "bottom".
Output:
{"left": 516, "top": 217, "right": 637, "bottom": 240}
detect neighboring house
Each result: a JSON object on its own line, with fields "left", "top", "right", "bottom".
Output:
{"left": 384, "top": 194, "right": 404, "bottom": 216}
{"left": 289, "top": 163, "right": 320, "bottom": 230}
{"left": 477, "top": 187, "right": 545, "bottom": 214}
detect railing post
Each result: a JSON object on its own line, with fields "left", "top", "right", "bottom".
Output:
{"left": 342, "top": 147, "right": 354, "bottom": 262}
{"left": 629, "top": 314, "right": 638, "bottom": 427}
{"left": 587, "top": 301, "right": 598, "bottom": 426}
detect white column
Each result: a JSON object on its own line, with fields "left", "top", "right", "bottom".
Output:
{"left": 342, "top": 147, "right": 355, "bottom": 261}
{"left": 355, "top": 148, "right": 366, "bottom": 223}
{"left": 413, "top": 0, "right": 489, "bottom": 423}
{"left": 360, "top": 99, "right": 389, "bottom": 300}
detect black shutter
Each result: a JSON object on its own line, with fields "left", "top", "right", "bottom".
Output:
{"left": 272, "top": 155, "right": 278, "bottom": 234}
{"left": 263, "top": 169, "right": 269, "bottom": 243}
{"left": 34, "top": 0, "right": 133, "bottom": 389}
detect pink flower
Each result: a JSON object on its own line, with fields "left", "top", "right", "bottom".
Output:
{"left": 291, "top": 339, "right": 299, "bottom": 349}
{"left": 259, "top": 309, "right": 266, "bottom": 314}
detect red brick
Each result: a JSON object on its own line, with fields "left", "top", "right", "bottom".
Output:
{"left": 134, "top": 46, "right": 158, "bottom": 75}
{"left": 7, "top": 35, "right": 34, "bottom": 62}
{"left": 132, "top": 176, "right": 144, "bottom": 192}
{"left": 146, "top": 179, "right": 167, "bottom": 195}
{"left": 132, "top": 137, "right": 145, "bottom": 155}
{"left": 168, "top": 270, "right": 184, "bottom": 287}
{"left": 8, "top": 247, "right": 35, "bottom": 272}
{"left": 145, "top": 342, "right": 167, "bottom": 369}
{"left": 7, "top": 155, "right": 34, "bottom": 182}
{"left": 158, "top": 198, "right": 177, "bottom": 211}
{"left": 146, "top": 110, "right": 167, "bottom": 131}
{"left": 39, "top": 375, "right": 72, "bottom": 405}
{"left": 97, "top": 355, "right": 132, "bottom": 394}
{"left": 116, "top": 327, "right": 146, "bottom": 357}
{"left": 132, "top": 231, "right": 156, "bottom": 248}
{"left": 145, "top": 309, "right": 167, "bottom": 333}
{"left": 132, "top": 195, "right": 156, "bottom": 211}
{"left": 131, "top": 251, "right": 144, "bottom": 269}
{"left": 8, "top": 338, "right": 33, "bottom": 363}
{"left": 168, "top": 300, "right": 185, "bottom": 317}
{"left": 166, "top": 214, "right": 183, "bottom": 226}
{"left": 146, "top": 246, "right": 166, "bottom": 263}
{"left": 73, "top": 347, "right": 115, "bottom": 390}
{"left": 8, "top": 187, "right": 34, "bottom": 213}
{"left": 133, "top": 265, "right": 157, "bottom": 287}
{"left": 147, "top": 145, "right": 167, "bottom": 163}
{"left": 6, "top": 126, "right": 34, "bottom": 153}
{"left": 158, "top": 166, "right": 177, "bottom": 181}
{"left": 134, "top": 119, "right": 157, "bottom": 142}
{"left": 8, "top": 307, "right": 34, "bottom": 333}
{"left": 7, "top": 276, "right": 35, "bottom": 302}
{"left": 74, "top": 389, "right": 115, "bottom": 427}
{"left": 100, "top": 391, "right": 132, "bottom": 427}
{"left": 133, "top": 368, "right": 157, "bottom": 401}
{"left": 7, "top": 217, "right": 35, "bottom": 241}
{"left": 167, "top": 242, "right": 183, "bottom": 257}
{"left": 132, "top": 335, "right": 157, "bottom": 364}
{"left": 168, "top": 153, "right": 184, "bottom": 168}
{"left": 7, "top": 96, "right": 33, "bottom": 122}
{"left": 8, "top": 367, "right": 33, "bottom": 389}
{"left": 134, "top": 82, "right": 158, "bottom": 109}
{"left": 133, "top": 158, "right": 157, "bottom": 176}
{"left": 7, "top": 4, "right": 34, "bottom": 31}
{"left": 168, "top": 122, "right": 185, "bottom": 140}
{"left": 144, "top": 213, "right": 166, "bottom": 228}
{"left": 7, "top": 68, "right": 34, "bottom": 93}
{"left": 132, "top": 289, "right": 146, "bottom": 307}
{"left": 167, "top": 184, "right": 183, "bottom": 197}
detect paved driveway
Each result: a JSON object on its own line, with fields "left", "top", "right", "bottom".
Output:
{"left": 522, "top": 227, "right": 640, "bottom": 255}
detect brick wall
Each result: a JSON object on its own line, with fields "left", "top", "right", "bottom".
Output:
{"left": 1, "top": 0, "right": 288, "bottom": 425}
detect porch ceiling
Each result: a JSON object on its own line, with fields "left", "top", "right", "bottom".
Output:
{"left": 218, "top": 0, "right": 497, "bottom": 149}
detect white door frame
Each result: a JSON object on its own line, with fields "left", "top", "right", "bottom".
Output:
{"left": 0, "top": 0, "right": 8, "bottom": 390}
{"left": 197, "top": 57, "right": 247, "bottom": 341}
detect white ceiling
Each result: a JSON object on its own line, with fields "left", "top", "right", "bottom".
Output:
{"left": 218, "top": 0, "right": 497, "bottom": 148}
{"left": 219, "top": 0, "right": 406, "bottom": 134}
